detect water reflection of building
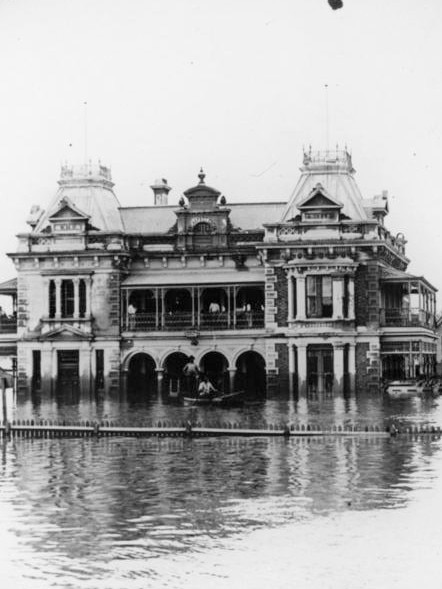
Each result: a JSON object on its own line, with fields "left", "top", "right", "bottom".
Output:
{"left": 0, "top": 149, "right": 437, "bottom": 398}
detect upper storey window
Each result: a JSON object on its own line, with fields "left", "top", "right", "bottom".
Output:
{"left": 306, "top": 276, "right": 333, "bottom": 318}
{"left": 193, "top": 221, "right": 215, "bottom": 249}
{"left": 48, "top": 278, "right": 87, "bottom": 319}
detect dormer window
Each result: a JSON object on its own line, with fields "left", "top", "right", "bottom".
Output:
{"left": 296, "top": 183, "right": 343, "bottom": 224}
{"left": 48, "top": 197, "right": 90, "bottom": 234}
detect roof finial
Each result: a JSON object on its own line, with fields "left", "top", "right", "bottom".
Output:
{"left": 198, "top": 167, "right": 206, "bottom": 184}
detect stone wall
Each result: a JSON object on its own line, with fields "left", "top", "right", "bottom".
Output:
{"left": 92, "top": 270, "right": 121, "bottom": 336}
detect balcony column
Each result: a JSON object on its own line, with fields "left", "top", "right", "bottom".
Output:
{"left": 296, "top": 276, "right": 306, "bottom": 320}
{"left": 297, "top": 342, "right": 307, "bottom": 396}
{"left": 55, "top": 278, "right": 62, "bottom": 319}
{"left": 334, "top": 343, "right": 345, "bottom": 394}
{"left": 233, "top": 286, "right": 237, "bottom": 329}
{"left": 227, "top": 286, "right": 231, "bottom": 328}
{"left": 332, "top": 277, "right": 344, "bottom": 320}
{"left": 348, "top": 343, "right": 356, "bottom": 393}
{"left": 160, "top": 288, "right": 165, "bottom": 329}
{"left": 73, "top": 278, "right": 80, "bottom": 319}
{"left": 348, "top": 276, "right": 355, "bottom": 319}
{"left": 191, "top": 287, "right": 195, "bottom": 327}
{"left": 197, "top": 287, "right": 201, "bottom": 328}
{"left": 287, "top": 273, "right": 294, "bottom": 323}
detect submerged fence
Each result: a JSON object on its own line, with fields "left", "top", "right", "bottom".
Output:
{"left": 0, "top": 419, "right": 441, "bottom": 439}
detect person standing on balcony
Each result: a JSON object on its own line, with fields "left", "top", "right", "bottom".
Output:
{"left": 183, "top": 355, "right": 199, "bottom": 395}
{"left": 128, "top": 303, "right": 137, "bottom": 329}
{"left": 209, "top": 301, "right": 220, "bottom": 313}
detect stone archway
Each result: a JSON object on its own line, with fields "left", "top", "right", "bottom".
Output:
{"left": 163, "top": 352, "right": 189, "bottom": 396}
{"left": 235, "top": 350, "right": 267, "bottom": 398}
{"left": 199, "top": 351, "right": 229, "bottom": 393}
{"left": 127, "top": 352, "right": 157, "bottom": 398}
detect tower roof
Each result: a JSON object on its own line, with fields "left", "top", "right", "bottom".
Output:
{"left": 34, "top": 163, "right": 124, "bottom": 233}
{"left": 281, "top": 149, "right": 368, "bottom": 222}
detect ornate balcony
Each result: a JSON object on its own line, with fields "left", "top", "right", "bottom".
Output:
{"left": 0, "top": 317, "right": 17, "bottom": 334}
{"left": 122, "top": 310, "right": 265, "bottom": 332}
{"left": 380, "top": 308, "right": 435, "bottom": 329}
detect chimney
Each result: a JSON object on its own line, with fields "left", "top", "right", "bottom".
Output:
{"left": 150, "top": 178, "right": 171, "bottom": 206}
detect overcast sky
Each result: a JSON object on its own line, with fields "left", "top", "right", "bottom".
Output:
{"left": 0, "top": 0, "right": 441, "bottom": 298}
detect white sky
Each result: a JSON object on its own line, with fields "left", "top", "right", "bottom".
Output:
{"left": 0, "top": 0, "right": 441, "bottom": 298}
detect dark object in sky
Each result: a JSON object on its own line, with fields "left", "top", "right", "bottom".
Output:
{"left": 328, "top": 0, "right": 343, "bottom": 9}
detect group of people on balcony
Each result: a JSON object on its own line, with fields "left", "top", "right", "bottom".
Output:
{"left": 125, "top": 297, "right": 264, "bottom": 330}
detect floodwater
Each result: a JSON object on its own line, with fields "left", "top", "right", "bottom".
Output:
{"left": 1, "top": 390, "right": 442, "bottom": 588}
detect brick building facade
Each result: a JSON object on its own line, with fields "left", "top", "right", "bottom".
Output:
{"left": 3, "top": 149, "right": 438, "bottom": 398}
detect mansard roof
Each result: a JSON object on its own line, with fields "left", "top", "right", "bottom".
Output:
{"left": 281, "top": 149, "right": 369, "bottom": 222}
{"left": 34, "top": 163, "right": 124, "bottom": 233}
{"left": 119, "top": 201, "right": 285, "bottom": 234}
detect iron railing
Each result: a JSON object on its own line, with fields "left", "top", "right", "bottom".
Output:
{"left": 380, "top": 308, "right": 435, "bottom": 328}
{"left": 122, "top": 311, "right": 265, "bottom": 332}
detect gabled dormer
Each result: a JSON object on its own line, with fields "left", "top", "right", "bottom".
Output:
{"left": 48, "top": 197, "right": 91, "bottom": 234}
{"left": 297, "top": 183, "right": 343, "bottom": 223}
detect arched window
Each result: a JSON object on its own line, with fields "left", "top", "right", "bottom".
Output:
{"left": 193, "top": 222, "right": 212, "bottom": 234}
{"left": 193, "top": 222, "right": 214, "bottom": 249}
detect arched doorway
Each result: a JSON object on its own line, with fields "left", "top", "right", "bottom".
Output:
{"left": 235, "top": 351, "right": 266, "bottom": 398}
{"left": 127, "top": 353, "right": 157, "bottom": 398}
{"left": 163, "top": 352, "right": 189, "bottom": 396}
{"left": 200, "top": 351, "right": 228, "bottom": 393}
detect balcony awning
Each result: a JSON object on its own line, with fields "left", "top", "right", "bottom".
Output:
{"left": 122, "top": 268, "right": 264, "bottom": 288}
{"left": 380, "top": 268, "right": 437, "bottom": 292}
{"left": 0, "top": 278, "right": 17, "bottom": 295}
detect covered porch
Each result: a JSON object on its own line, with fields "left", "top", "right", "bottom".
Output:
{"left": 121, "top": 278, "right": 265, "bottom": 332}
{"left": 380, "top": 269, "right": 437, "bottom": 329}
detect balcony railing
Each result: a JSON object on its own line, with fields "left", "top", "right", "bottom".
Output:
{"left": 122, "top": 311, "right": 265, "bottom": 332}
{"left": 380, "top": 308, "right": 435, "bottom": 328}
{"left": 0, "top": 317, "right": 17, "bottom": 333}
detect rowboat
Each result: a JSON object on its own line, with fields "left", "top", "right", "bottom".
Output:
{"left": 183, "top": 390, "right": 245, "bottom": 407}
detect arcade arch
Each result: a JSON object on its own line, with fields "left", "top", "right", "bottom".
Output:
{"left": 235, "top": 350, "right": 266, "bottom": 398}
{"left": 127, "top": 352, "right": 157, "bottom": 398}
{"left": 199, "top": 351, "right": 229, "bottom": 392}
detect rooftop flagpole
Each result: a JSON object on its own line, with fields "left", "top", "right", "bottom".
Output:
{"left": 325, "top": 84, "right": 330, "bottom": 153}
{"left": 84, "top": 101, "right": 88, "bottom": 165}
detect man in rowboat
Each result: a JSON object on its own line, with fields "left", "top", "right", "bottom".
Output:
{"left": 198, "top": 375, "right": 218, "bottom": 399}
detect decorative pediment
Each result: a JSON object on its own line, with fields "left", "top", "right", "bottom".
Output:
{"left": 297, "top": 183, "right": 343, "bottom": 210}
{"left": 41, "top": 324, "right": 92, "bottom": 341}
{"left": 49, "top": 197, "right": 90, "bottom": 222}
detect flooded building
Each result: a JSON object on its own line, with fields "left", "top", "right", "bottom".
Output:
{"left": 3, "top": 149, "right": 438, "bottom": 397}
